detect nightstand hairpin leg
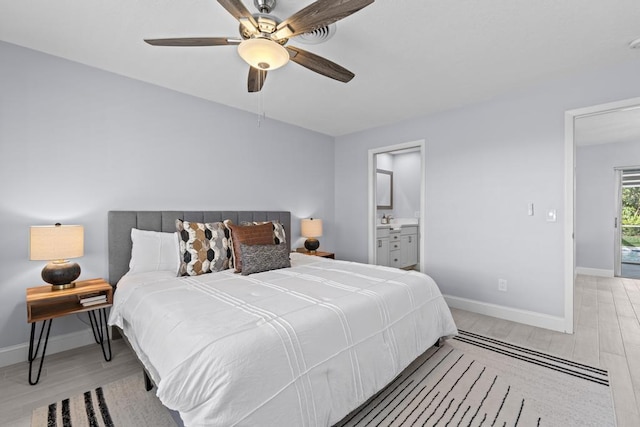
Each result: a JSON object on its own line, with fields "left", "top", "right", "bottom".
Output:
{"left": 88, "top": 308, "right": 112, "bottom": 362}
{"left": 28, "top": 319, "right": 53, "bottom": 386}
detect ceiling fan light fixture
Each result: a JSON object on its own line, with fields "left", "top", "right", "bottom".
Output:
{"left": 238, "top": 38, "right": 289, "bottom": 70}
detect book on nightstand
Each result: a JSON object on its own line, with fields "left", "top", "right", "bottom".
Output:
{"left": 79, "top": 293, "right": 107, "bottom": 306}
{"left": 81, "top": 298, "right": 107, "bottom": 307}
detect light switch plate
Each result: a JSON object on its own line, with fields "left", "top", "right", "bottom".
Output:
{"left": 546, "top": 209, "right": 557, "bottom": 222}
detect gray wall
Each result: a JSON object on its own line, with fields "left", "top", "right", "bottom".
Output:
{"left": 0, "top": 41, "right": 334, "bottom": 350}
{"left": 335, "top": 59, "right": 640, "bottom": 318}
{"left": 576, "top": 140, "right": 640, "bottom": 272}
{"left": 3, "top": 37, "right": 640, "bottom": 355}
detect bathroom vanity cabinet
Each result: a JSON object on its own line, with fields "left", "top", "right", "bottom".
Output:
{"left": 376, "top": 232, "right": 390, "bottom": 266}
{"left": 376, "top": 225, "right": 418, "bottom": 269}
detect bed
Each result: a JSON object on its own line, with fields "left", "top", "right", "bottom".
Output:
{"left": 107, "top": 210, "right": 458, "bottom": 427}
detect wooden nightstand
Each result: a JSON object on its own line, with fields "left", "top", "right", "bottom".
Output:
{"left": 295, "top": 248, "right": 335, "bottom": 259}
{"left": 26, "top": 278, "right": 113, "bottom": 385}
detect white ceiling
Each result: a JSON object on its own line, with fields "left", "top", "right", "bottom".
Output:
{"left": 2, "top": 0, "right": 640, "bottom": 136}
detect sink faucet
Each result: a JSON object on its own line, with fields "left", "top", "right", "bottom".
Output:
{"left": 387, "top": 214, "right": 394, "bottom": 223}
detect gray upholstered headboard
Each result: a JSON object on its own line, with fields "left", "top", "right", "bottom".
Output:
{"left": 108, "top": 210, "right": 292, "bottom": 285}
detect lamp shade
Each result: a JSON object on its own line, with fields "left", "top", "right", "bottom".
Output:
{"left": 301, "top": 218, "right": 323, "bottom": 238}
{"left": 30, "top": 224, "right": 84, "bottom": 261}
{"left": 237, "top": 38, "right": 290, "bottom": 70}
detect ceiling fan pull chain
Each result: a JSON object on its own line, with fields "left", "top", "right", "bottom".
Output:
{"left": 257, "top": 89, "right": 266, "bottom": 127}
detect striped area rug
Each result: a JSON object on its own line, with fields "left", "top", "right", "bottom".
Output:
{"left": 33, "top": 331, "right": 615, "bottom": 427}
{"left": 31, "top": 373, "right": 177, "bottom": 427}
{"left": 337, "top": 330, "right": 614, "bottom": 427}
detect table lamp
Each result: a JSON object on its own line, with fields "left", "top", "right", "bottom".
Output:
{"left": 30, "top": 223, "right": 84, "bottom": 290}
{"left": 301, "top": 218, "right": 323, "bottom": 254}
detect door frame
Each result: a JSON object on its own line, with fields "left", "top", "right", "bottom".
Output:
{"left": 368, "top": 140, "right": 426, "bottom": 270}
{"left": 565, "top": 95, "right": 640, "bottom": 334}
{"left": 614, "top": 168, "right": 623, "bottom": 277}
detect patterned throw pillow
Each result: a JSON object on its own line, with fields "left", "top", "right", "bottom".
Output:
{"left": 240, "top": 243, "right": 291, "bottom": 276}
{"left": 176, "top": 219, "right": 231, "bottom": 276}
{"left": 228, "top": 222, "right": 275, "bottom": 273}
{"left": 239, "top": 220, "right": 287, "bottom": 245}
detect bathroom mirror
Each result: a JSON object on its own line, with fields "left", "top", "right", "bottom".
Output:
{"left": 376, "top": 169, "right": 393, "bottom": 209}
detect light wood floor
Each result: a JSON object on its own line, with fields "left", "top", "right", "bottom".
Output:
{"left": 452, "top": 274, "right": 640, "bottom": 427}
{"left": 2, "top": 274, "right": 638, "bottom": 426}
{"left": 0, "top": 339, "right": 140, "bottom": 426}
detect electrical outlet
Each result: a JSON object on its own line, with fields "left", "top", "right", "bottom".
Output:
{"left": 414, "top": 211, "right": 420, "bottom": 218}
{"left": 498, "top": 279, "right": 508, "bottom": 292}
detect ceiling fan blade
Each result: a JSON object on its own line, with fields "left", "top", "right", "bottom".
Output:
{"left": 248, "top": 67, "right": 268, "bottom": 92}
{"left": 144, "top": 37, "right": 241, "bottom": 47}
{"left": 217, "top": 0, "right": 259, "bottom": 30}
{"left": 276, "top": 0, "right": 374, "bottom": 38}
{"left": 286, "top": 46, "right": 354, "bottom": 83}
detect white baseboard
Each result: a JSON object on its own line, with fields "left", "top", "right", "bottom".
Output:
{"left": 0, "top": 329, "right": 96, "bottom": 369}
{"left": 575, "top": 267, "right": 614, "bottom": 277}
{"left": 444, "top": 295, "right": 567, "bottom": 333}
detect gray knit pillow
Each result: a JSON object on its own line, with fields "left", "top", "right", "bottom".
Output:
{"left": 240, "top": 243, "right": 291, "bottom": 276}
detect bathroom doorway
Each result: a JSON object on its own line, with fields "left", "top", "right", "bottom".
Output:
{"left": 367, "top": 140, "right": 426, "bottom": 270}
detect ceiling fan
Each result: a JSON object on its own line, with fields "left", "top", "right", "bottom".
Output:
{"left": 144, "top": 0, "right": 374, "bottom": 92}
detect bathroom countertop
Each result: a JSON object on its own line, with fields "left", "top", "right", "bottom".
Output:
{"left": 376, "top": 223, "right": 419, "bottom": 230}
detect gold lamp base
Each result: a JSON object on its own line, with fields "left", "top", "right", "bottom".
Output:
{"left": 51, "top": 282, "right": 76, "bottom": 291}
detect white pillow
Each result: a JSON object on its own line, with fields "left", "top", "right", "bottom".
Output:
{"left": 129, "top": 228, "right": 180, "bottom": 276}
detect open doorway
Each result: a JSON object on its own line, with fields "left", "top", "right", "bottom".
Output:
{"left": 368, "top": 140, "right": 426, "bottom": 270}
{"left": 616, "top": 168, "right": 640, "bottom": 278}
{"left": 569, "top": 96, "right": 640, "bottom": 334}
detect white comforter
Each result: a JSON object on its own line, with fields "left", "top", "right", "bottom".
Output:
{"left": 108, "top": 253, "right": 457, "bottom": 427}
